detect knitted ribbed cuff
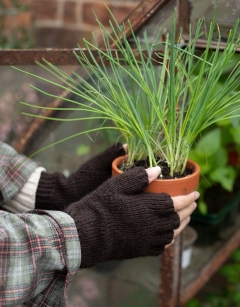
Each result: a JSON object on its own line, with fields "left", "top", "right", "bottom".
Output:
{"left": 0, "top": 142, "right": 40, "bottom": 203}
{"left": 2, "top": 167, "right": 45, "bottom": 213}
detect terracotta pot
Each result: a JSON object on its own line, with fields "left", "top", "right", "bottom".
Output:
{"left": 112, "top": 155, "right": 200, "bottom": 196}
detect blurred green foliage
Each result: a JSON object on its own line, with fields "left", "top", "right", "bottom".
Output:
{"left": 189, "top": 52, "right": 240, "bottom": 214}
{"left": 185, "top": 248, "right": 240, "bottom": 307}
{"left": 189, "top": 119, "right": 240, "bottom": 214}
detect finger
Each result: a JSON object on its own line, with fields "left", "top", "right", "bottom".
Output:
{"left": 145, "top": 166, "right": 161, "bottom": 183}
{"left": 173, "top": 217, "right": 190, "bottom": 238}
{"left": 177, "top": 202, "right": 197, "bottom": 222}
{"left": 172, "top": 191, "right": 200, "bottom": 211}
{"left": 122, "top": 144, "right": 128, "bottom": 153}
{"left": 165, "top": 239, "right": 175, "bottom": 249}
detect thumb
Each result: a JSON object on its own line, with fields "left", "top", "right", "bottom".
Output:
{"left": 106, "top": 166, "right": 161, "bottom": 195}
{"left": 146, "top": 166, "right": 161, "bottom": 183}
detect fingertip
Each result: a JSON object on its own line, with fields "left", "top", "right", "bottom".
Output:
{"left": 165, "top": 239, "right": 175, "bottom": 249}
{"left": 194, "top": 191, "right": 200, "bottom": 200}
{"left": 193, "top": 202, "right": 197, "bottom": 210}
{"left": 122, "top": 144, "right": 128, "bottom": 153}
{"left": 146, "top": 166, "right": 161, "bottom": 183}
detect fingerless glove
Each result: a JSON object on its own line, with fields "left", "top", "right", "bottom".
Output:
{"left": 36, "top": 143, "right": 125, "bottom": 210}
{"left": 65, "top": 167, "right": 180, "bottom": 268}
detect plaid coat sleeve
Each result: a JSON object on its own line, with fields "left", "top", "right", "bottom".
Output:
{"left": 0, "top": 209, "right": 81, "bottom": 307}
{"left": 0, "top": 141, "right": 39, "bottom": 205}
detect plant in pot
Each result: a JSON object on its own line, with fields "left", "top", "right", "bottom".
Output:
{"left": 14, "top": 10, "right": 240, "bottom": 198}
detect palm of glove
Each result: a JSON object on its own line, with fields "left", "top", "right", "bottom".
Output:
{"left": 36, "top": 143, "right": 125, "bottom": 210}
{"left": 65, "top": 167, "right": 180, "bottom": 268}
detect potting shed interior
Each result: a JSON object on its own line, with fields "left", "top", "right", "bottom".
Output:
{"left": 0, "top": 0, "right": 240, "bottom": 306}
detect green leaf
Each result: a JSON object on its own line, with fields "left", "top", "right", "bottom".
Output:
{"left": 230, "top": 126, "right": 240, "bottom": 145}
{"left": 190, "top": 146, "right": 227, "bottom": 175}
{"left": 198, "top": 200, "right": 208, "bottom": 214}
{"left": 232, "top": 289, "right": 240, "bottom": 302}
{"left": 231, "top": 248, "right": 240, "bottom": 262}
{"left": 230, "top": 114, "right": 240, "bottom": 128}
{"left": 221, "top": 124, "right": 234, "bottom": 146}
{"left": 189, "top": 150, "right": 211, "bottom": 174}
{"left": 76, "top": 144, "right": 90, "bottom": 156}
{"left": 209, "top": 166, "right": 236, "bottom": 192}
{"left": 195, "top": 128, "right": 221, "bottom": 157}
{"left": 214, "top": 147, "right": 228, "bottom": 168}
{"left": 184, "top": 298, "right": 202, "bottom": 307}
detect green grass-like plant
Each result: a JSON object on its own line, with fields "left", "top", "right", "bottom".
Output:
{"left": 14, "top": 10, "right": 240, "bottom": 177}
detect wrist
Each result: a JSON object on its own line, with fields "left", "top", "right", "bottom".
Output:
{"left": 2, "top": 167, "right": 45, "bottom": 213}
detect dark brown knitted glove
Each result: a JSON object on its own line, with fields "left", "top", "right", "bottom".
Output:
{"left": 64, "top": 167, "right": 180, "bottom": 268}
{"left": 36, "top": 143, "right": 125, "bottom": 210}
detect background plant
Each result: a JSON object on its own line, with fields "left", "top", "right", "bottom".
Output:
{"left": 189, "top": 53, "right": 240, "bottom": 213}
{"left": 189, "top": 119, "right": 240, "bottom": 214}
{"left": 185, "top": 248, "right": 240, "bottom": 307}
{"left": 15, "top": 9, "right": 240, "bottom": 176}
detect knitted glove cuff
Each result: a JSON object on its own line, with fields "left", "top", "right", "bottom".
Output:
{"left": 36, "top": 143, "right": 125, "bottom": 211}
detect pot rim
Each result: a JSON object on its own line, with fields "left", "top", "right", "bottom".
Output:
{"left": 112, "top": 155, "right": 200, "bottom": 182}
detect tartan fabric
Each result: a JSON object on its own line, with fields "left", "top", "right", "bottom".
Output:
{"left": 0, "top": 210, "right": 81, "bottom": 307}
{"left": 0, "top": 141, "right": 39, "bottom": 205}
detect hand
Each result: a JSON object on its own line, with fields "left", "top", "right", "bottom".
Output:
{"left": 36, "top": 143, "right": 126, "bottom": 210}
{"left": 165, "top": 192, "right": 199, "bottom": 248}
{"left": 65, "top": 166, "right": 182, "bottom": 268}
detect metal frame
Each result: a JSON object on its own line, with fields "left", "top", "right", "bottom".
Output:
{"left": 1, "top": 1, "right": 240, "bottom": 306}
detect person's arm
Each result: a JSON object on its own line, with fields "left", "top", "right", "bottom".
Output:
{"left": 0, "top": 164, "right": 198, "bottom": 306}
{"left": 2, "top": 143, "right": 125, "bottom": 213}
{"left": 35, "top": 143, "right": 126, "bottom": 210}
{"left": 0, "top": 209, "right": 80, "bottom": 306}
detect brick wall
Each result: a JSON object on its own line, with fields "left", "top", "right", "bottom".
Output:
{"left": 0, "top": 0, "right": 33, "bottom": 48}
{"left": 1, "top": 0, "right": 140, "bottom": 48}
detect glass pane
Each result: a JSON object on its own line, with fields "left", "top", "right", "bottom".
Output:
{"left": 134, "top": 0, "right": 177, "bottom": 48}
{"left": 190, "top": 0, "right": 240, "bottom": 41}
{"left": 0, "top": 64, "right": 122, "bottom": 171}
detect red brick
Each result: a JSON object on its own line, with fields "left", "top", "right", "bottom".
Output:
{"left": 83, "top": 2, "right": 137, "bottom": 26}
{"left": 2, "top": 0, "right": 11, "bottom": 7}
{"left": 31, "top": 0, "right": 58, "bottom": 21}
{"left": 63, "top": 1, "right": 77, "bottom": 24}
{"left": 3, "top": 11, "right": 32, "bottom": 29}
{"left": 18, "top": 0, "right": 32, "bottom": 6}
{"left": 2, "top": 0, "right": 32, "bottom": 8}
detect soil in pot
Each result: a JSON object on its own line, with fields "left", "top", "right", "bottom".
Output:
{"left": 112, "top": 155, "right": 200, "bottom": 196}
{"left": 118, "top": 157, "right": 193, "bottom": 180}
